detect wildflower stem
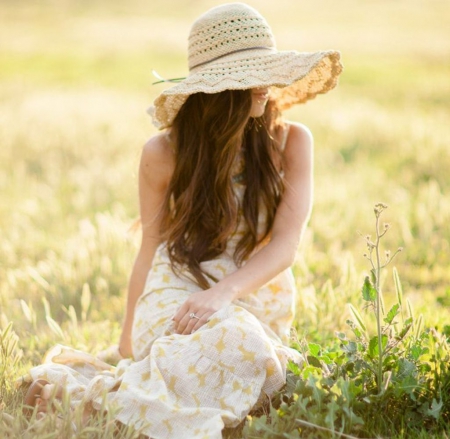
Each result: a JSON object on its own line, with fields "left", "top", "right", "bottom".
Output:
{"left": 374, "top": 212, "right": 383, "bottom": 393}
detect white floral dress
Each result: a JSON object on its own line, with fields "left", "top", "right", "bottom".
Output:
{"left": 28, "top": 126, "right": 302, "bottom": 439}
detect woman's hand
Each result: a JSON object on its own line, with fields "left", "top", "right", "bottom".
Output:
{"left": 118, "top": 333, "right": 134, "bottom": 359}
{"left": 172, "top": 286, "right": 236, "bottom": 335}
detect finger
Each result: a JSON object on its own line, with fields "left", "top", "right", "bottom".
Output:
{"left": 181, "top": 317, "right": 199, "bottom": 335}
{"left": 180, "top": 309, "right": 208, "bottom": 335}
{"left": 40, "top": 384, "right": 56, "bottom": 401}
{"left": 176, "top": 311, "right": 195, "bottom": 335}
{"left": 189, "top": 312, "right": 213, "bottom": 333}
{"left": 172, "top": 302, "right": 190, "bottom": 325}
{"left": 181, "top": 310, "right": 211, "bottom": 335}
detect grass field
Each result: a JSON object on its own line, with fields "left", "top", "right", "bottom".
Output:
{"left": 1, "top": 0, "right": 450, "bottom": 437}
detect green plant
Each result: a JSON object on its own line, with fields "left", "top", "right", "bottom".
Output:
{"left": 240, "top": 204, "right": 450, "bottom": 438}
{"left": 341, "top": 204, "right": 449, "bottom": 435}
{"left": 243, "top": 360, "right": 364, "bottom": 438}
{"left": 360, "top": 202, "right": 403, "bottom": 393}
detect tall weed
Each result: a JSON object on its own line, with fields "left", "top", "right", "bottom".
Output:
{"left": 243, "top": 205, "right": 450, "bottom": 438}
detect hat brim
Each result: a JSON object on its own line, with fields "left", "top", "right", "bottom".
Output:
{"left": 149, "top": 49, "right": 343, "bottom": 129}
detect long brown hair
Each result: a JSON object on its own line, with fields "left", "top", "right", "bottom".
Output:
{"left": 160, "top": 89, "right": 284, "bottom": 288}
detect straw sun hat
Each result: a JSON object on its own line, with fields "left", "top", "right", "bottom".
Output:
{"left": 149, "top": 2, "right": 343, "bottom": 130}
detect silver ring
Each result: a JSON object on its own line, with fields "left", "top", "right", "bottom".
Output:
{"left": 189, "top": 312, "right": 200, "bottom": 320}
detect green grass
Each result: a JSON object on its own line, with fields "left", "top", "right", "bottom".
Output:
{"left": 1, "top": 0, "right": 450, "bottom": 437}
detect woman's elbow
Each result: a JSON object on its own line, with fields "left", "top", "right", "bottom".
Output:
{"left": 285, "top": 245, "right": 298, "bottom": 269}
{"left": 276, "top": 239, "right": 299, "bottom": 271}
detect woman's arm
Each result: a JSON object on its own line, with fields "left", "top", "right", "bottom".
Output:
{"left": 118, "top": 134, "right": 173, "bottom": 358}
{"left": 173, "top": 122, "right": 313, "bottom": 334}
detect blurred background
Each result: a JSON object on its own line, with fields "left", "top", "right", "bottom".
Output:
{"left": 1, "top": 0, "right": 449, "bottom": 354}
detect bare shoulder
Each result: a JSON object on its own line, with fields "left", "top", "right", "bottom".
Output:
{"left": 140, "top": 131, "right": 174, "bottom": 189}
{"left": 283, "top": 121, "right": 313, "bottom": 168}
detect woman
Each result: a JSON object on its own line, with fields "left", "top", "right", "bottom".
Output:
{"left": 24, "top": 3, "right": 342, "bottom": 438}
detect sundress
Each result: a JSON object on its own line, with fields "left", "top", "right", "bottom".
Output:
{"left": 27, "top": 125, "right": 303, "bottom": 439}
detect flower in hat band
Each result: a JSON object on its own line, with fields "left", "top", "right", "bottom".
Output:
{"left": 149, "top": 3, "right": 343, "bottom": 130}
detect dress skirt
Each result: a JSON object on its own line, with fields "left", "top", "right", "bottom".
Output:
{"left": 28, "top": 241, "right": 302, "bottom": 438}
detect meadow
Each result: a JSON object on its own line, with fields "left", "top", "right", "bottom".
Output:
{"left": 1, "top": 0, "right": 449, "bottom": 437}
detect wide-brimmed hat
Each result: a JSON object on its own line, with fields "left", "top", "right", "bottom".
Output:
{"left": 149, "top": 2, "right": 343, "bottom": 130}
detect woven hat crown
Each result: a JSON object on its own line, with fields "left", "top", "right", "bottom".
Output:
{"left": 188, "top": 3, "right": 276, "bottom": 71}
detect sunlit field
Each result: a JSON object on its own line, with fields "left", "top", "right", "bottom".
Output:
{"left": 1, "top": 0, "right": 449, "bottom": 437}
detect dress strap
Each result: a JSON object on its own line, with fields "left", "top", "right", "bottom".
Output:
{"left": 280, "top": 123, "right": 290, "bottom": 152}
